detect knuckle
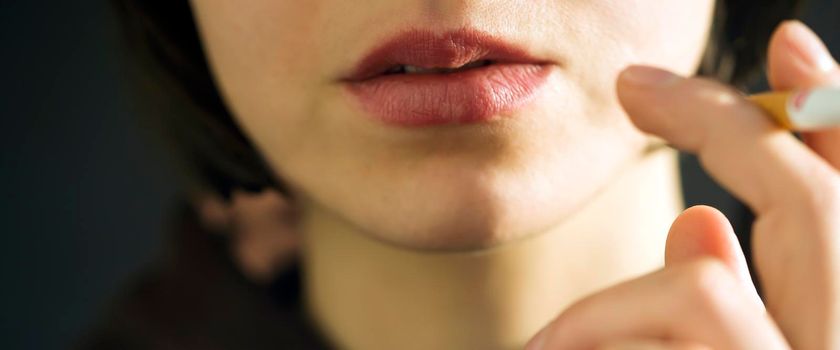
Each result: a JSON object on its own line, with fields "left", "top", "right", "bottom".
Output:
{"left": 676, "top": 259, "right": 739, "bottom": 317}
{"left": 678, "top": 78, "right": 756, "bottom": 151}
{"left": 549, "top": 296, "right": 593, "bottom": 336}
{"left": 819, "top": 177, "right": 840, "bottom": 211}
{"left": 536, "top": 309, "right": 578, "bottom": 345}
{"left": 790, "top": 172, "right": 840, "bottom": 225}
{"left": 689, "top": 79, "right": 746, "bottom": 117}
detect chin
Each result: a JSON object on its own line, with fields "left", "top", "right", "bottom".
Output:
{"left": 339, "top": 151, "right": 619, "bottom": 252}
{"left": 283, "top": 86, "right": 647, "bottom": 252}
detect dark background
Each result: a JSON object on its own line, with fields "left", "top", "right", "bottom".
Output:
{"left": 1, "top": 1, "right": 838, "bottom": 349}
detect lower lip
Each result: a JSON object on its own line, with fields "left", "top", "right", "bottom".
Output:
{"left": 344, "top": 63, "right": 552, "bottom": 127}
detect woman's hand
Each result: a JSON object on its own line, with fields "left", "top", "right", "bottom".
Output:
{"left": 525, "top": 21, "right": 840, "bottom": 350}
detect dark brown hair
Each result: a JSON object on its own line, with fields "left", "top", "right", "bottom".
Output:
{"left": 110, "top": 0, "right": 806, "bottom": 200}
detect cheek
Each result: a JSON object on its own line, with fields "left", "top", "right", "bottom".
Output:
{"left": 190, "top": 0, "right": 326, "bottom": 84}
{"left": 596, "top": 1, "right": 716, "bottom": 74}
{"left": 560, "top": 0, "right": 715, "bottom": 128}
{"left": 190, "top": 0, "right": 332, "bottom": 159}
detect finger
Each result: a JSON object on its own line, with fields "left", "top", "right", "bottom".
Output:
{"left": 528, "top": 259, "right": 787, "bottom": 350}
{"left": 767, "top": 20, "right": 840, "bottom": 169}
{"left": 616, "top": 65, "right": 838, "bottom": 215}
{"left": 597, "top": 339, "right": 712, "bottom": 350}
{"left": 664, "top": 205, "right": 756, "bottom": 299}
{"left": 617, "top": 65, "right": 840, "bottom": 349}
{"left": 764, "top": 22, "right": 840, "bottom": 347}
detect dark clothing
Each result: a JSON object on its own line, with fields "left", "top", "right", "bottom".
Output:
{"left": 77, "top": 201, "right": 333, "bottom": 350}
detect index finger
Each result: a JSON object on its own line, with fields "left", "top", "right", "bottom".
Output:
{"left": 616, "top": 65, "right": 838, "bottom": 214}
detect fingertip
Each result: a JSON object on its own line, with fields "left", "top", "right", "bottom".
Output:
{"left": 768, "top": 19, "right": 839, "bottom": 89}
{"left": 664, "top": 205, "right": 758, "bottom": 297}
{"left": 683, "top": 205, "right": 729, "bottom": 224}
{"left": 617, "top": 65, "right": 681, "bottom": 90}
{"left": 616, "top": 65, "right": 684, "bottom": 134}
{"left": 665, "top": 205, "right": 735, "bottom": 267}
{"left": 772, "top": 19, "right": 807, "bottom": 42}
{"left": 768, "top": 21, "right": 801, "bottom": 89}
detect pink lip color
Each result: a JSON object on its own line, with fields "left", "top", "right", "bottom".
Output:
{"left": 341, "top": 29, "right": 552, "bottom": 127}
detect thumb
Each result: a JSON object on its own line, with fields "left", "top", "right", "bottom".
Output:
{"left": 665, "top": 205, "right": 758, "bottom": 299}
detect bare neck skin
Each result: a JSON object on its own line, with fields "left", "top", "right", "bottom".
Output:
{"left": 298, "top": 147, "right": 684, "bottom": 350}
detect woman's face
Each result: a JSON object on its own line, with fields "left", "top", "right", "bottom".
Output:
{"left": 189, "top": 0, "right": 715, "bottom": 250}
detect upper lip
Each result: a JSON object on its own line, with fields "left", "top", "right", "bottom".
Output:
{"left": 342, "top": 28, "right": 550, "bottom": 82}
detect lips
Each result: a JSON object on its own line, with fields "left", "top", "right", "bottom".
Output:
{"left": 341, "top": 29, "right": 553, "bottom": 127}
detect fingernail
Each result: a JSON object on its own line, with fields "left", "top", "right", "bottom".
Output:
{"left": 524, "top": 326, "right": 547, "bottom": 350}
{"left": 620, "top": 65, "right": 680, "bottom": 87}
{"left": 785, "top": 20, "right": 837, "bottom": 73}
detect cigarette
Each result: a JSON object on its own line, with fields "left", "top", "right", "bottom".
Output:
{"left": 749, "top": 87, "right": 840, "bottom": 130}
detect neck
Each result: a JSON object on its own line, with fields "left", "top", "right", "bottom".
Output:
{"left": 300, "top": 147, "right": 683, "bottom": 350}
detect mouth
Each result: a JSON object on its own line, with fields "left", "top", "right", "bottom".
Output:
{"left": 341, "top": 28, "right": 555, "bottom": 127}
{"left": 377, "top": 59, "right": 495, "bottom": 76}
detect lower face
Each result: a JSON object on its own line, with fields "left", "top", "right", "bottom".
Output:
{"left": 189, "top": 0, "right": 715, "bottom": 250}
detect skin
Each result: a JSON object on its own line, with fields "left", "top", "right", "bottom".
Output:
{"left": 528, "top": 22, "right": 840, "bottom": 350}
{"left": 188, "top": 0, "right": 713, "bottom": 250}
{"left": 186, "top": 1, "right": 840, "bottom": 349}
